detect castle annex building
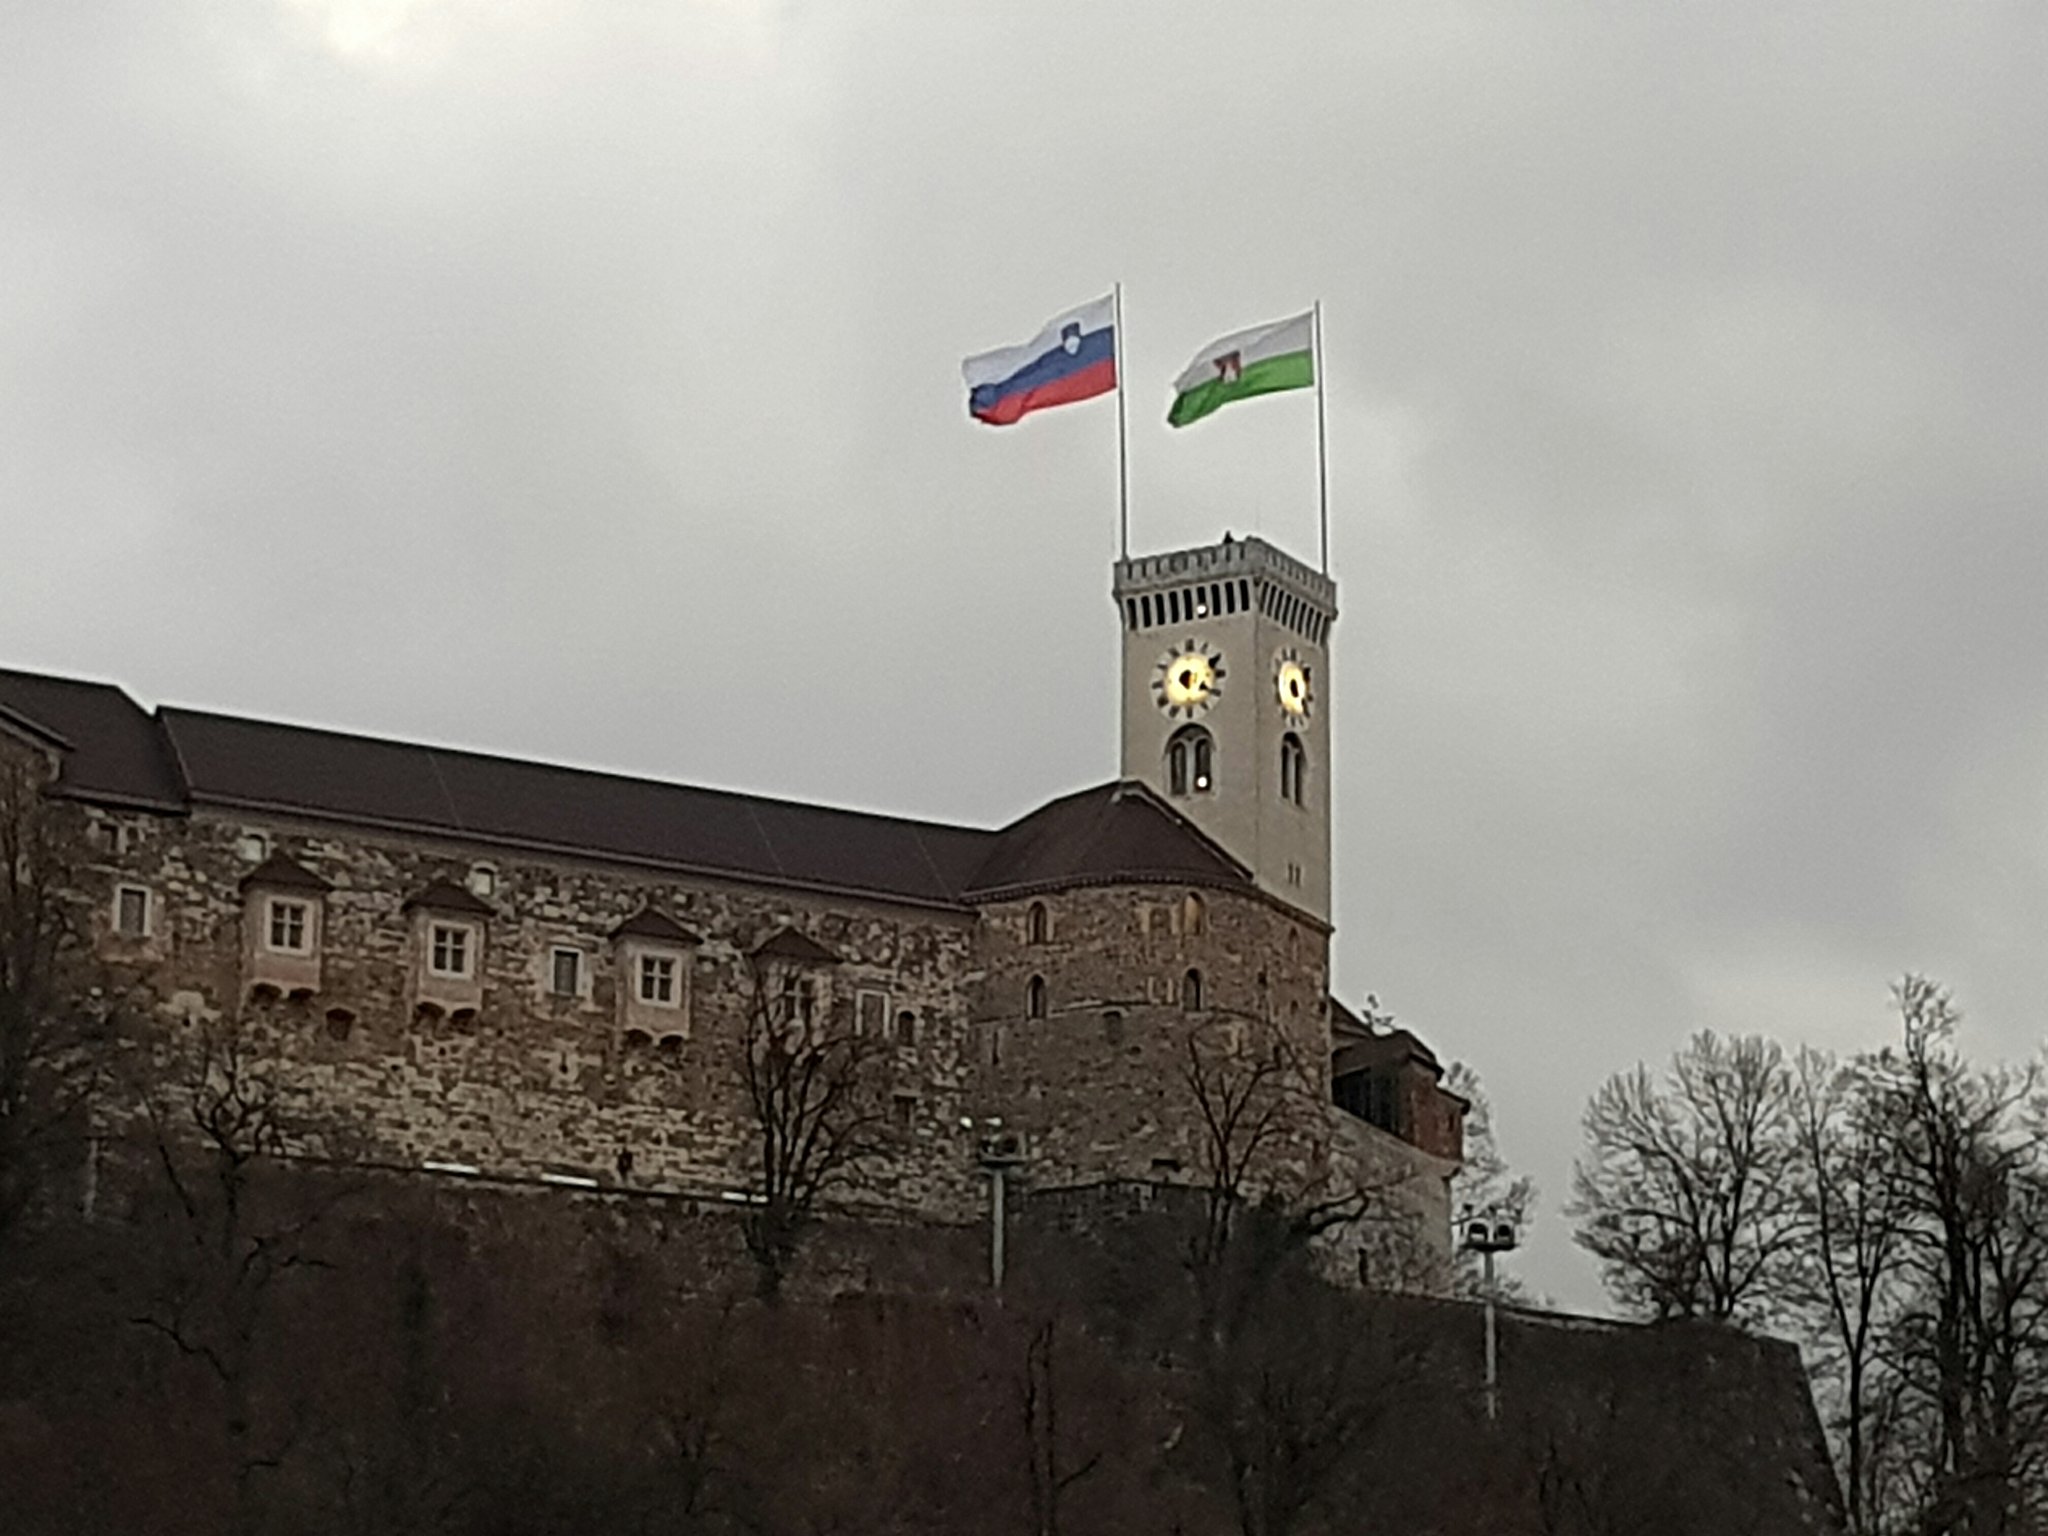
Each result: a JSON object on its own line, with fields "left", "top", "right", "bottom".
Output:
{"left": 1, "top": 535, "right": 1465, "bottom": 1283}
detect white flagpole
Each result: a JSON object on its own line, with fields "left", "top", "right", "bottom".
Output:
{"left": 1114, "top": 282, "right": 1131, "bottom": 560}
{"left": 1313, "top": 298, "right": 1329, "bottom": 574}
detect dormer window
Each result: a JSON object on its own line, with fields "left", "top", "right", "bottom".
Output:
{"left": 779, "top": 973, "right": 816, "bottom": 1028}
{"left": 265, "top": 898, "right": 313, "bottom": 956}
{"left": 613, "top": 906, "right": 701, "bottom": 1039}
{"left": 429, "top": 923, "right": 475, "bottom": 979}
{"left": 638, "top": 954, "right": 679, "bottom": 1007}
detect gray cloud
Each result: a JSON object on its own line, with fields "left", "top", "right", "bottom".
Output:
{"left": 5, "top": 0, "right": 2045, "bottom": 1306}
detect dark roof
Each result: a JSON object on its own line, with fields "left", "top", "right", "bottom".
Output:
{"left": 963, "top": 780, "right": 1254, "bottom": 898}
{"left": 402, "top": 879, "right": 497, "bottom": 917}
{"left": 154, "top": 706, "right": 992, "bottom": 909}
{"left": 238, "top": 850, "right": 332, "bottom": 893}
{"left": 0, "top": 668, "right": 186, "bottom": 810}
{"left": 751, "top": 926, "right": 841, "bottom": 964}
{"left": 611, "top": 907, "right": 701, "bottom": 945}
{"left": 0, "top": 667, "right": 1272, "bottom": 915}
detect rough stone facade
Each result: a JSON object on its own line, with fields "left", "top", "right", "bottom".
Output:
{"left": 46, "top": 788, "right": 1455, "bottom": 1286}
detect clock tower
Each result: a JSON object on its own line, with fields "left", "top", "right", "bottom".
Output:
{"left": 1113, "top": 535, "right": 1336, "bottom": 923}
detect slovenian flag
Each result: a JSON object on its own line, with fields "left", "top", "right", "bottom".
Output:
{"left": 962, "top": 295, "right": 1117, "bottom": 426}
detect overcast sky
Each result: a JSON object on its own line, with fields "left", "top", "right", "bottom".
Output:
{"left": 5, "top": 1, "right": 2045, "bottom": 1309}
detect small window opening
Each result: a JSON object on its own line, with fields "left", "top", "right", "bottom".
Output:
{"left": 237, "top": 832, "right": 268, "bottom": 862}
{"left": 1182, "top": 892, "right": 1205, "bottom": 936}
{"left": 778, "top": 973, "right": 816, "bottom": 1027}
{"left": 857, "top": 988, "right": 888, "bottom": 1037}
{"left": 550, "top": 948, "right": 582, "bottom": 998}
{"left": 1280, "top": 733, "right": 1307, "bottom": 806}
{"left": 1026, "top": 975, "right": 1047, "bottom": 1020}
{"left": 1167, "top": 726, "right": 1215, "bottom": 797}
{"left": 1027, "top": 901, "right": 1049, "bottom": 945}
{"left": 894, "top": 1009, "right": 918, "bottom": 1046}
{"left": 114, "top": 885, "right": 150, "bottom": 938}
{"left": 892, "top": 1093, "right": 918, "bottom": 1131}
{"left": 1182, "top": 968, "right": 1204, "bottom": 1012}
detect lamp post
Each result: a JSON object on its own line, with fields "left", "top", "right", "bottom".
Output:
{"left": 966, "top": 1117, "right": 1026, "bottom": 1290}
{"left": 1459, "top": 1208, "right": 1520, "bottom": 1422}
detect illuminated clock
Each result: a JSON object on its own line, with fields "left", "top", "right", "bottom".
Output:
{"left": 1154, "top": 641, "right": 1225, "bottom": 718}
{"left": 1274, "top": 651, "right": 1313, "bottom": 722}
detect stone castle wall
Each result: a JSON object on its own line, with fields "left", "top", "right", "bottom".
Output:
{"left": 49, "top": 787, "right": 1454, "bottom": 1285}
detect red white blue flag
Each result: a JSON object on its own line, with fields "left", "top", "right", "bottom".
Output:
{"left": 962, "top": 295, "right": 1117, "bottom": 426}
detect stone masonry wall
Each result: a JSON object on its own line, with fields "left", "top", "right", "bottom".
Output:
{"left": 968, "top": 883, "right": 1455, "bottom": 1282}
{"left": 74, "top": 803, "right": 989, "bottom": 1221}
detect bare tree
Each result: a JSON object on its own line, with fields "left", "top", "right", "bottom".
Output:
{"left": 1864, "top": 977, "right": 2048, "bottom": 1536}
{"left": 735, "top": 952, "right": 886, "bottom": 1301}
{"left": 0, "top": 748, "right": 107, "bottom": 1258}
{"left": 1019, "top": 1316, "right": 1103, "bottom": 1536}
{"left": 1788, "top": 1046, "right": 1914, "bottom": 1536}
{"left": 1446, "top": 1061, "right": 1537, "bottom": 1304}
{"left": 1568, "top": 1030, "right": 1806, "bottom": 1323}
{"left": 129, "top": 1016, "right": 358, "bottom": 1536}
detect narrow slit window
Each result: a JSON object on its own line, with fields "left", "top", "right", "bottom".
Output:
{"left": 550, "top": 947, "right": 583, "bottom": 997}
{"left": 1182, "top": 968, "right": 1203, "bottom": 1012}
{"left": 1026, "top": 975, "right": 1047, "bottom": 1019}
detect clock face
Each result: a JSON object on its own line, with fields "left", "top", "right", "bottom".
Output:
{"left": 1275, "top": 651, "right": 1313, "bottom": 722}
{"left": 1154, "top": 641, "right": 1225, "bottom": 718}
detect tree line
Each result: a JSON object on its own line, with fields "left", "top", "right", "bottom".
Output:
{"left": 1568, "top": 978, "right": 2048, "bottom": 1535}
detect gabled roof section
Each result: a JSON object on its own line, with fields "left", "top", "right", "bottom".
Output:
{"left": 611, "top": 907, "right": 702, "bottom": 945}
{"left": 751, "top": 926, "right": 841, "bottom": 965}
{"left": 402, "top": 879, "right": 497, "bottom": 917}
{"left": 963, "top": 780, "right": 1255, "bottom": 900}
{"left": 0, "top": 668, "right": 186, "bottom": 810}
{"left": 238, "top": 850, "right": 332, "bottom": 893}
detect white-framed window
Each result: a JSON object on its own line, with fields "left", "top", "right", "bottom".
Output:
{"left": 550, "top": 947, "right": 583, "bottom": 998}
{"left": 428, "top": 922, "right": 475, "bottom": 979}
{"left": 265, "top": 898, "right": 313, "bottom": 955}
{"left": 637, "top": 953, "right": 679, "bottom": 1008}
{"left": 856, "top": 987, "right": 889, "bottom": 1037}
{"left": 113, "top": 884, "right": 151, "bottom": 938}
{"left": 237, "top": 831, "right": 269, "bottom": 862}
{"left": 778, "top": 973, "right": 816, "bottom": 1028}
{"left": 468, "top": 863, "right": 498, "bottom": 897}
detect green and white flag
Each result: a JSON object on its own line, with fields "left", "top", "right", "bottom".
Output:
{"left": 1167, "top": 311, "right": 1315, "bottom": 427}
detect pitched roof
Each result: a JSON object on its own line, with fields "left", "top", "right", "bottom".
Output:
{"left": 611, "top": 907, "right": 702, "bottom": 945}
{"left": 401, "top": 879, "right": 497, "bottom": 917}
{"left": 238, "top": 850, "right": 332, "bottom": 893}
{"left": 963, "top": 780, "right": 1254, "bottom": 899}
{"left": 0, "top": 668, "right": 186, "bottom": 810}
{"left": 0, "top": 668, "right": 1271, "bottom": 915}
{"left": 751, "top": 926, "right": 841, "bottom": 964}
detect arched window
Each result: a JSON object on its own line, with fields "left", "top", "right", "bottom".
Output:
{"left": 1027, "top": 901, "right": 1049, "bottom": 945}
{"left": 1182, "top": 968, "right": 1203, "bottom": 1012}
{"left": 1279, "top": 733, "right": 1307, "bottom": 806}
{"left": 1182, "top": 892, "right": 1205, "bottom": 936}
{"left": 1026, "top": 975, "right": 1047, "bottom": 1019}
{"left": 1167, "top": 726, "right": 1215, "bottom": 797}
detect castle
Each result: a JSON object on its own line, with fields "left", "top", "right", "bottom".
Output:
{"left": 0, "top": 533, "right": 1465, "bottom": 1286}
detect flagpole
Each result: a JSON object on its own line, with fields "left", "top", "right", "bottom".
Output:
{"left": 1313, "top": 298, "right": 1329, "bottom": 574}
{"left": 1114, "top": 282, "right": 1130, "bottom": 561}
